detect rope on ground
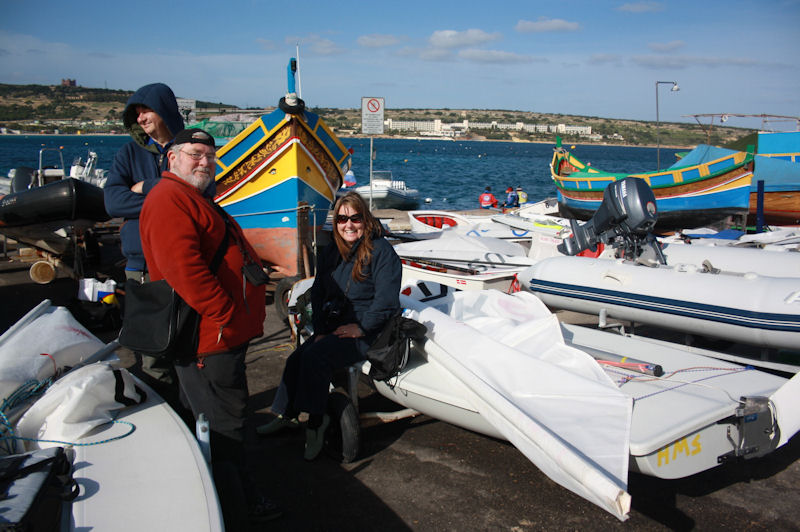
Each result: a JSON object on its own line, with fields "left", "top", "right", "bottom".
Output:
{"left": 249, "top": 343, "right": 296, "bottom": 356}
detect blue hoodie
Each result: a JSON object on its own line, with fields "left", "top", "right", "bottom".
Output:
{"left": 104, "top": 83, "right": 184, "bottom": 272}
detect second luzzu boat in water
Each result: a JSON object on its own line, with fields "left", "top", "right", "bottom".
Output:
{"left": 212, "top": 58, "right": 351, "bottom": 280}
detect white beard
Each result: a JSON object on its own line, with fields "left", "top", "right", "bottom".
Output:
{"left": 176, "top": 169, "right": 213, "bottom": 191}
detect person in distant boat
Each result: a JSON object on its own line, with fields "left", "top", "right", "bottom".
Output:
{"left": 504, "top": 186, "right": 519, "bottom": 208}
{"left": 104, "top": 83, "right": 186, "bottom": 385}
{"left": 139, "top": 128, "right": 281, "bottom": 527}
{"left": 479, "top": 186, "right": 498, "bottom": 209}
{"left": 516, "top": 186, "right": 528, "bottom": 205}
{"left": 257, "top": 192, "right": 401, "bottom": 461}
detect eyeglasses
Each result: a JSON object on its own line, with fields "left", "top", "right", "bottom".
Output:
{"left": 180, "top": 150, "right": 216, "bottom": 162}
{"left": 335, "top": 213, "right": 364, "bottom": 224}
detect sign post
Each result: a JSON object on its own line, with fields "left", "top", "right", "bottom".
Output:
{"left": 361, "top": 97, "right": 384, "bottom": 211}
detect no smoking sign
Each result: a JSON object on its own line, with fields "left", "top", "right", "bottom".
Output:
{"left": 361, "top": 96, "right": 384, "bottom": 135}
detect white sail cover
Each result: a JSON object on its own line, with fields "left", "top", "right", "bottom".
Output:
{"left": 0, "top": 301, "right": 106, "bottom": 402}
{"left": 401, "top": 289, "right": 633, "bottom": 520}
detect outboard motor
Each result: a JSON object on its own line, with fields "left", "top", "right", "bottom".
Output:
{"left": 558, "top": 177, "right": 665, "bottom": 265}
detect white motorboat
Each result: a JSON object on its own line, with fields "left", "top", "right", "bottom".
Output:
{"left": 352, "top": 170, "right": 419, "bottom": 210}
{"left": 0, "top": 301, "right": 223, "bottom": 531}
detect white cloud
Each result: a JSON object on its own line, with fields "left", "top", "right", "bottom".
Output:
{"left": 588, "top": 53, "right": 623, "bottom": 65}
{"left": 418, "top": 48, "right": 454, "bottom": 61}
{"left": 284, "top": 35, "right": 347, "bottom": 56}
{"left": 458, "top": 49, "right": 543, "bottom": 64}
{"left": 515, "top": 18, "right": 580, "bottom": 33}
{"left": 631, "top": 54, "right": 760, "bottom": 69}
{"left": 648, "top": 40, "right": 685, "bottom": 53}
{"left": 357, "top": 34, "right": 402, "bottom": 48}
{"left": 256, "top": 38, "right": 279, "bottom": 51}
{"left": 617, "top": 2, "right": 664, "bottom": 13}
{"left": 429, "top": 29, "right": 501, "bottom": 49}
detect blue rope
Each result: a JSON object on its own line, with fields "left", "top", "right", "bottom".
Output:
{"left": 0, "top": 378, "right": 55, "bottom": 454}
{"left": 0, "top": 420, "right": 136, "bottom": 447}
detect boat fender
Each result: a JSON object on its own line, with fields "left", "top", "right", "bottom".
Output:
{"left": 279, "top": 96, "right": 306, "bottom": 115}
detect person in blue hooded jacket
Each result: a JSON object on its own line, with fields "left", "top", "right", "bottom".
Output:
{"left": 105, "top": 82, "right": 185, "bottom": 281}
{"left": 105, "top": 83, "right": 184, "bottom": 384}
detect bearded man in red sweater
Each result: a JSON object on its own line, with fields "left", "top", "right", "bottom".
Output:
{"left": 140, "top": 127, "right": 281, "bottom": 527}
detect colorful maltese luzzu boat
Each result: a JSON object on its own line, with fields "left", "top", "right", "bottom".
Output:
{"left": 550, "top": 137, "right": 754, "bottom": 229}
{"left": 213, "top": 58, "right": 351, "bottom": 277}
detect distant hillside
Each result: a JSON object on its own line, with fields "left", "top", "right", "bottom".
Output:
{"left": 0, "top": 84, "right": 236, "bottom": 124}
{"left": 0, "top": 83, "right": 755, "bottom": 146}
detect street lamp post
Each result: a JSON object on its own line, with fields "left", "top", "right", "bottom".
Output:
{"left": 655, "top": 80, "right": 679, "bottom": 170}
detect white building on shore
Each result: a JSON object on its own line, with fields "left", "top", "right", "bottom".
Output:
{"left": 383, "top": 118, "right": 592, "bottom": 138}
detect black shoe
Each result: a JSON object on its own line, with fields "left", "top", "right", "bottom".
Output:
{"left": 249, "top": 496, "right": 283, "bottom": 522}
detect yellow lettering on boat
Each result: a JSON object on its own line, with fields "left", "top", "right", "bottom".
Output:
{"left": 657, "top": 446, "right": 670, "bottom": 467}
{"left": 672, "top": 438, "right": 690, "bottom": 460}
{"left": 657, "top": 434, "right": 702, "bottom": 467}
{"left": 691, "top": 434, "right": 701, "bottom": 455}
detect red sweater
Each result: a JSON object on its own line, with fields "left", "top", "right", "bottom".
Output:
{"left": 140, "top": 173, "right": 265, "bottom": 355}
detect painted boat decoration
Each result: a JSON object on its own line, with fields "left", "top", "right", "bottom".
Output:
{"left": 550, "top": 137, "right": 754, "bottom": 229}
{"left": 213, "top": 58, "right": 351, "bottom": 277}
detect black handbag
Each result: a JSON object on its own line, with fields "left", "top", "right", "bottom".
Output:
{"left": 118, "top": 230, "right": 229, "bottom": 361}
{"left": 367, "top": 314, "right": 427, "bottom": 383}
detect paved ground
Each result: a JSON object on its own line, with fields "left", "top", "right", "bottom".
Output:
{"left": 2, "top": 242, "right": 800, "bottom": 531}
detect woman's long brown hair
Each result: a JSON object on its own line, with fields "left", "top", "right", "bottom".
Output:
{"left": 332, "top": 191, "right": 382, "bottom": 281}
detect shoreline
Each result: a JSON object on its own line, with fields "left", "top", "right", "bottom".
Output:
{"left": 0, "top": 132, "right": 693, "bottom": 150}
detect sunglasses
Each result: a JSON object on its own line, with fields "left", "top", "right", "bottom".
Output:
{"left": 335, "top": 213, "right": 364, "bottom": 224}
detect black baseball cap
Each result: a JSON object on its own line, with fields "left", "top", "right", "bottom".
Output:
{"left": 173, "top": 128, "right": 215, "bottom": 147}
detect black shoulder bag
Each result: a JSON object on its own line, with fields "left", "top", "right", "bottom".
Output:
{"left": 118, "top": 229, "right": 229, "bottom": 361}
{"left": 367, "top": 314, "right": 427, "bottom": 383}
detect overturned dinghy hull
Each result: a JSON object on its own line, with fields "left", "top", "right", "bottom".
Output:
{"left": 521, "top": 256, "right": 800, "bottom": 351}
{"left": 381, "top": 282, "right": 800, "bottom": 521}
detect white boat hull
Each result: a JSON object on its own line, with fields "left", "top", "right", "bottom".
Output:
{"left": 0, "top": 301, "right": 223, "bottom": 531}
{"left": 520, "top": 256, "right": 800, "bottom": 351}
{"left": 378, "top": 282, "right": 799, "bottom": 520}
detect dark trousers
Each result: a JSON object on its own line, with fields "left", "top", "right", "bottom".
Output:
{"left": 280, "top": 334, "right": 365, "bottom": 418}
{"left": 174, "top": 345, "right": 249, "bottom": 447}
{"left": 175, "top": 345, "right": 253, "bottom": 531}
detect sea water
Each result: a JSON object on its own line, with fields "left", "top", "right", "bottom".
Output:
{"left": 0, "top": 135, "right": 683, "bottom": 211}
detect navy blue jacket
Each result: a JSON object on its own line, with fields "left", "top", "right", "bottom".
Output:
{"left": 104, "top": 83, "right": 184, "bottom": 271}
{"left": 311, "top": 235, "right": 402, "bottom": 352}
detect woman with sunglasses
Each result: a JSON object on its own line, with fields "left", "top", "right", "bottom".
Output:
{"left": 258, "top": 191, "right": 402, "bottom": 460}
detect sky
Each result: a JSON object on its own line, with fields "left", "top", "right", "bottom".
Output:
{"left": 1, "top": 0, "right": 799, "bottom": 131}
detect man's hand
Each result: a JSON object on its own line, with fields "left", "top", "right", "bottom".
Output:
{"left": 131, "top": 181, "right": 144, "bottom": 193}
